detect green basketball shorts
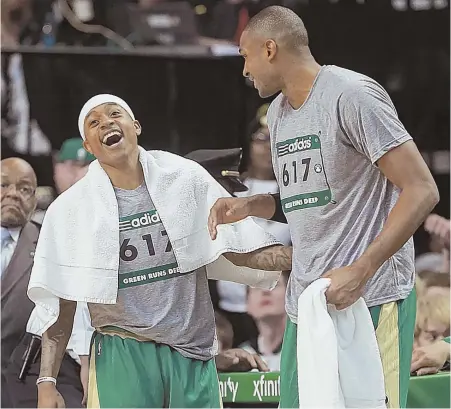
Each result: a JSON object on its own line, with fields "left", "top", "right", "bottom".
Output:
{"left": 279, "top": 290, "right": 416, "bottom": 408}
{"left": 87, "top": 327, "right": 222, "bottom": 408}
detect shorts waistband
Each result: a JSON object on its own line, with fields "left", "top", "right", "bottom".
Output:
{"left": 96, "top": 326, "right": 153, "bottom": 342}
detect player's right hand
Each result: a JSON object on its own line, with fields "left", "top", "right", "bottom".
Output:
{"left": 37, "top": 383, "right": 66, "bottom": 408}
{"left": 208, "top": 197, "right": 252, "bottom": 240}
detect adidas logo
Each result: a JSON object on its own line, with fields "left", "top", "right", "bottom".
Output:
{"left": 278, "top": 137, "right": 312, "bottom": 156}
{"left": 120, "top": 211, "right": 160, "bottom": 231}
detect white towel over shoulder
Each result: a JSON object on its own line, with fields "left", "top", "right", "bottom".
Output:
{"left": 27, "top": 147, "right": 281, "bottom": 335}
{"left": 296, "top": 278, "right": 386, "bottom": 409}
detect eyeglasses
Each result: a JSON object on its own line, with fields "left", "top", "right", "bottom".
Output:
{"left": 1, "top": 183, "right": 36, "bottom": 200}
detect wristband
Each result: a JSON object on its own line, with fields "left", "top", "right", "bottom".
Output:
{"left": 36, "top": 376, "right": 57, "bottom": 386}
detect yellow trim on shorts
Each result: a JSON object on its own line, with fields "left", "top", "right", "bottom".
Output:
{"left": 375, "top": 301, "right": 400, "bottom": 409}
{"left": 97, "top": 326, "right": 153, "bottom": 342}
{"left": 87, "top": 343, "right": 100, "bottom": 409}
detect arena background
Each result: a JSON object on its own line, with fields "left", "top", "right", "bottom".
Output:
{"left": 1, "top": 0, "right": 449, "bottom": 255}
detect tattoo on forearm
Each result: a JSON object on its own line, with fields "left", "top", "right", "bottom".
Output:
{"left": 245, "top": 245, "right": 292, "bottom": 271}
{"left": 39, "top": 299, "right": 76, "bottom": 378}
{"left": 225, "top": 245, "right": 292, "bottom": 271}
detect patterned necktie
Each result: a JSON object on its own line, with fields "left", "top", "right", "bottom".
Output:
{"left": 1, "top": 227, "right": 12, "bottom": 275}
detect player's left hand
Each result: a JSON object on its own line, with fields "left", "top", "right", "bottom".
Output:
{"left": 322, "top": 264, "right": 369, "bottom": 310}
{"left": 215, "top": 349, "right": 269, "bottom": 372}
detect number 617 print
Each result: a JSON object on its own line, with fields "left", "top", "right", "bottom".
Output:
{"left": 120, "top": 230, "right": 172, "bottom": 262}
{"left": 282, "top": 158, "right": 311, "bottom": 187}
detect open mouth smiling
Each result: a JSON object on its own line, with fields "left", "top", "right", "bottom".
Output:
{"left": 102, "top": 130, "right": 123, "bottom": 147}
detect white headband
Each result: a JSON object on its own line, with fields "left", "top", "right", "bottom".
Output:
{"left": 78, "top": 94, "right": 135, "bottom": 140}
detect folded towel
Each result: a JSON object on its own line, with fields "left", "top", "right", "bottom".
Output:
{"left": 27, "top": 147, "right": 281, "bottom": 335}
{"left": 296, "top": 278, "right": 386, "bottom": 409}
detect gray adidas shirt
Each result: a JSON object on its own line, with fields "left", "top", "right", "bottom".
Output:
{"left": 88, "top": 183, "right": 216, "bottom": 360}
{"left": 267, "top": 65, "right": 415, "bottom": 322}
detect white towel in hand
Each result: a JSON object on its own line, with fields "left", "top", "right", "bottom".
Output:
{"left": 27, "top": 147, "right": 281, "bottom": 336}
{"left": 296, "top": 278, "right": 386, "bottom": 409}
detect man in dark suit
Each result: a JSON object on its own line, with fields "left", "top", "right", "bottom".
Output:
{"left": 1, "top": 157, "right": 84, "bottom": 408}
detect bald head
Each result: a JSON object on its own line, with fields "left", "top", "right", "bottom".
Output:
{"left": 244, "top": 6, "right": 309, "bottom": 52}
{"left": 1, "top": 158, "right": 37, "bottom": 184}
{"left": 1, "top": 157, "right": 37, "bottom": 227}
{"left": 239, "top": 6, "right": 315, "bottom": 98}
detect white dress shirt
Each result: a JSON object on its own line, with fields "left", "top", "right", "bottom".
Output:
{"left": 1, "top": 226, "right": 21, "bottom": 277}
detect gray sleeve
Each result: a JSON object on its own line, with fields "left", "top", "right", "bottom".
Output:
{"left": 337, "top": 80, "right": 412, "bottom": 164}
{"left": 267, "top": 97, "right": 281, "bottom": 185}
{"left": 266, "top": 98, "right": 278, "bottom": 133}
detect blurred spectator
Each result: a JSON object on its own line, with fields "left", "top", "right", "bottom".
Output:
{"left": 215, "top": 310, "right": 234, "bottom": 353}
{"left": 424, "top": 214, "right": 450, "bottom": 251}
{"left": 0, "top": 157, "right": 84, "bottom": 408}
{"left": 416, "top": 213, "right": 450, "bottom": 276}
{"left": 415, "top": 247, "right": 448, "bottom": 274}
{"left": 53, "top": 137, "right": 95, "bottom": 194}
{"left": 216, "top": 348, "right": 269, "bottom": 373}
{"left": 1, "top": 0, "right": 33, "bottom": 47}
{"left": 411, "top": 338, "right": 450, "bottom": 376}
{"left": 1, "top": 157, "right": 39, "bottom": 408}
{"left": 239, "top": 272, "right": 289, "bottom": 371}
{"left": 32, "top": 186, "right": 55, "bottom": 224}
{"left": 1, "top": 0, "right": 51, "bottom": 156}
{"left": 2, "top": 158, "right": 88, "bottom": 407}
{"left": 214, "top": 311, "right": 269, "bottom": 373}
{"left": 33, "top": 138, "right": 95, "bottom": 223}
{"left": 185, "top": 148, "right": 260, "bottom": 347}
{"left": 414, "top": 271, "right": 450, "bottom": 348}
{"left": 215, "top": 105, "right": 291, "bottom": 347}
{"left": 417, "top": 270, "right": 450, "bottom": 290}
{"left": 32, "top": 138, "right": 94, "bottom": 223}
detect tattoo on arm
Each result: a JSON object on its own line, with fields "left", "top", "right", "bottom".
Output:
{"left": 225, "top": 245, "right": 292, "bottom": 271}
{"left": 39, "top": 299, "right": 77, "bottom": 378}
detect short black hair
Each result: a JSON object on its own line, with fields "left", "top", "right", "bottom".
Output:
{"left": 244, "top": 6, "right": 309, "bottom": 50}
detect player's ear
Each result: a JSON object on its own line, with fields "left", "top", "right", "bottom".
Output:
{"left": 266, "top": 39, "right": 277, "bottom": 62}
{"left": 83, "top": 139, "right": 93, "bottom": 154}
{"left": 134, "top": 120, "right": 142, "bottom": 137}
